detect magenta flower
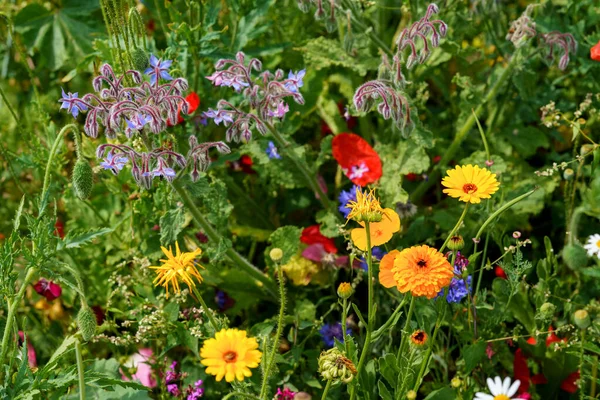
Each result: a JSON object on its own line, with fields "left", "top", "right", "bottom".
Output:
{"left": 302, "top": 244, "right": 348, "bottom": 268}
{"left": 275, "top": 387, "right": 297, "bottom": 400}
{"left": 33, "top": 278, "right": 62, "bottom": 301}
{"left": 18, "top": 332, "right": 37, "bottom": 368}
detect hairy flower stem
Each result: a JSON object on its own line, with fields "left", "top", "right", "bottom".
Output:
{"left": 265, "top": 123, "right": 331, "bottom": 209}
{"left": 75, "top": 339, "right": 86, "bottom": 400}
{"left": 350, "top": 223, "right": 373, "bottom": 400}
{"left": 439, "top": 204, "right": 469, "bottom": 253}
{"left": 259, "top": 266, "right": 286, "bottom": 399}
{"left": 192, "top": 287, "right": 220, "bottom": 332}
{"left": 396, "top": 295, "right": 416, "bottom": 360}
{"left": 41, "top": 124, "right": 80, "bottom": 209}
{"left": 412, "top": 305, "right": 446, "bottom": 392}
{"left": 411, "top": 47, "right": 524, "bottom": 203}
{"left": 339, "top": 0, "right": 393, "bottom": 56}
{"left": 170, "top": 180, "right": 278, "bottom": 299}
{"left": 321, "top": 379, "right": 333, "bottom": 400}
{"left": 0, "top": 267, "right": 37, "bottom": 384}
{"left": 342, "top": 297, "right": 349, "bottom": 355}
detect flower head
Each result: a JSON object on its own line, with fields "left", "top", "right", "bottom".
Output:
{"left": 200, "top": 328, "right": 262, "bottom": 382}
{"left": 410, "top": 330, "right": 428, "bottom": 347}
{"left": 33, "top": 278, "right": 62, "bottom": 301}
{"left": 350, "top": 208, "right": 400, "bottom": 251}
{"left": 186, "top": 379, "right": 204, "bottom": 399}
{"left": 266, "top": 141, "right": 282, "bottom": 159}
{"left": 345, "top": 187, "right": 384, "bottom": 223}
{"left": 285, "top": 69, "right": 306, "bottom": 93}
{"left": 380, "top": 245, "right": 453, "bottom": 299}
{"left": 275, "top": 387, "right": 297, "bottom": 400}
{"left": 592, "top": 41, "right": 600, "bottom": 61}
{"left": 100, "top": 152, "right": 129, "bottom": 175}
{"left": 475, "top": 376, "right": 525, "bottom": 400}
{"left": 442, "top": 164, "right": 500, "bottom": 203}
{"left": 144, "top": 54, "right": 173, "bottom": 85}
{"left": 584, "top": 234, "right": 600, "bottom": 258}
{"left": 318, "top": 348, "right": 356, "bottom": 383}
{"left": 59, "top": 88, "right": 87, "bottom": 118}
{"left": 332, "top": 133, "right": 382, "bottom": 186}
{"left": 281, "top": 254, "right": 323, "bottom": 286}
{"left": 121, "top": 348, "right": 156, "bottom": 388}
{"left": 149, "top": 242, "right": 204, "bottom": 298}
{"left": 300, "top": 225, "right": 337, "bottom": 254}
{"left": 319, "top": 322, "right": 351, "bottom": 348}
{"left": 125, "top": 113, "right": 152, "bottom": 132}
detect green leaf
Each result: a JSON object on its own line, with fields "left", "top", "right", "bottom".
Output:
{"left": 160, "top": 207, "right": 185, "bottom": 246}
{"left": 315, "top": 209, "right": 341, "bottom": 238}
{"left": 297, "top": 37, "right": 380, "bottom": 76}
{"left": 163, "top": 302, "right": 180, "bottom": 323}
{"left": 378, "top": 380, "right": 394, "bottom": 400}
{"left": 424, "top": 387, "right": 456, "bottom": 400}
{"left": 57, "top": 227, "right": 113, "bottom": 250}
{"left": 463, "top": 341, "right": 487, "bottom": 374}
{"left": 39, "top": 335, "right": 77, "bottom": 376}
{"left": 266, "top": 226, "right": 301, "bottom": 265}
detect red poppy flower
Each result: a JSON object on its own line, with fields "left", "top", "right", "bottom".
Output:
{"left": 54, "top": 220, "right": 65, "bottom": 239}
{"left": 495, "top": 265, "right": 507, "bottom": 279}
{"left": 591, "top": 41, "right": 600, "bottom": 61}
{"left": 228, "top": 155, "right": 255, "bottom": 174}
{"left": 169, "top": 92, "right": 200, "bottom": 125}
{"left": 560, "top": 371, "right": 580, "bottom": 393}
{"left": 300, "top": 225, "right": 337, "bottom": 254}
{"left": 332, "top": 133, "right": 382, "bottom": 186}
{"left": 33, "top": 278, "right": 62, "bottom": 301}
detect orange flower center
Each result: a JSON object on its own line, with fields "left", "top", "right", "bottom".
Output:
{"left": 417, "top": 259, "right": 427, "bottom": 268}
{"left": 223, "top": 351, "right": 238, "bottom": 363}
{"left": 493, "top": 395, "right": 510, "bottom": 400}
{"left": 462, "top": 183, "right": 478, "bottom": 194}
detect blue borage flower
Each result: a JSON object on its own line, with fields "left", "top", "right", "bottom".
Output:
{"left": 100, "top": 152, "right": 128, "bottom": 175}
{"left": 144, "top": 54, "right": 173, "bottom": 86}
{"left": 319, "top": 322, "right": 352, "bottom": 348}
{"left": 338, "top": 185, "right": 359, "bottom": 218}
{"left": 284, "top": 69, "right": 306, "bottom": 93}
{"left": 59, "top": 88, "right": 87, "bottom": 118}
{"left": 266, "top": 141, "right": 282, "bottom": 160}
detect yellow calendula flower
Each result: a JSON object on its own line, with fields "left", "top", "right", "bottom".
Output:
{"left": 441, "top": 164, "right": 500, "bottom": 204}
{"left": 149, "top": 242, "right": 203, "bottom": 298}
{"left": 346, "top": 188, "right": 384, "bottom": 223}
{"left": 200, "top": 328, "right": 262, "bottom": 382}
{"left": 350, "top": 208, "right": 401, "bottom": 251}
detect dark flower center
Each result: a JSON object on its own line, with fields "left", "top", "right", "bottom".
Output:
{"left": 462, "top": 183, "right": 477, "bottom": 194}
{"left": 223, "top": 351, "right": 237, "bottom": 363}
{"left": 413, "top": 331, "right": 425, "bottom": 342}
{"left": 417, "top": 259, "right": 427, "bottom": 268}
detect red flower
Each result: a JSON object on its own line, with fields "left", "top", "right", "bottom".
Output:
{"left": 33, "top": 278, "right": 62, "bottom": 301}
{"left": 405, "top": 173, "right": 419, "bottom": 182}
{"left": 228, "top": 155, "right": 255, "bottom": 174}
{"left": 560, "top": 371, "right": 580, "bottom": 393}
{"left": 432, "top": 155, "right": 442, "bottom": 164}
{"left": 169, "top": 92, "right": 200, "bottom": 125}
{"left": 332, "top": 133, "right": 382, "bottom": 186}
{"left": 300, "top": 225, "right": 337, "bottom": 254}
{"left": 54, "top": 220, "right": 65, "bottom": 239}
{"left": 495, "top": 265, "right": 507, "bottom": 279}
{"left": 591, "top": 41, "right": 600, "bottom": 61}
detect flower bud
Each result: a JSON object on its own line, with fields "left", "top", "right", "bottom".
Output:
{"left": 447, "top": 235, "right": 464, "bottom": 251}
{"left": 269, "top": 248, "right": 283, "bottom": 262}
{"left": 406, "top": 390, "right": 417, "bottom": 400}
{"left": 337, "top": 282, "right": 353, "bottom": 299}
{"left": 562, "top": 244, "right": 588, "bottom": 271}
{"left": 451, "top": 376, "right": 462, "bottom": 388}
{"left": 318, "top": 348, "right": 356, "bottom": 384}
{"left": 72, "top": 159, "right": 94, "bottom": 200}
{"left": 563, "top": 168, "right": 574, "bottom": 180}
{"left": 131, "top": 47, "right": 149, "bottom": 72}
{"left": 77, "top": 305, "right": 97, "bottom": 342}
{"left": 410, "top": 330, "right": 428, "bottom": 347}
{"left": 573, "top": 309, "right": 591, "bottom": 329}
{"left": 539, "top": 302, "right": 556, "bottom": 320}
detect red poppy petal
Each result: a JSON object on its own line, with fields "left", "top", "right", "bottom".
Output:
{"left": 300, "top": 225, "right": 337, "bottom": 254}
{"left": 332, "top": 133, "right": 382, "bottom": 186}
{"left": 514, "top": 349, "right": 531, "bottom": 392}
{"left": 591, "top": 42, "right": 600, "bottom": 62}
{"left": 531, "top": 373, "right": 548, "bottom": 385}
{"left": 560, "top": 371, "right": 579, "bottom": 393}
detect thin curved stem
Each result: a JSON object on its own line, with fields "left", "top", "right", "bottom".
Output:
{"left": 192, "top": 287, "right": 220, "bottom": 332}
{"left": 41, "top": 124, "right": 79, "bottom": 206}
{"left": 321, "top": 380, "right": 333, "bottom": 400}
{"left": 396, "top": 295, "right": 415, "bottom": 360}
{"left": 439, "top": 203, "right": 469, "bottom": 253}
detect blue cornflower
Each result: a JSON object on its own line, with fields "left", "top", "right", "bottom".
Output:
{"left": 437, "top": 263, "right": 472, "bottom": 303}
{"left": 285, "top": 69, "right": 306, "bottom": 93}
{"left": 144, "top": 54, "right": 173, "bottom": 85}
{"left": 59, "top": 88, "right": 87, "bottom": 118}
{"left": 338, "top": 185, "right": 359, "bottom": 218}
{"left": 266, "top": 141, "right": 281, "bottom": 159}
{"left": 359, "top": 247, "right": 387, "bottom": 271}
{"left": 100, "top": 153, "right": 128, "bottom": 175}
{"left": 319, "top": 322, "right": 351, "bottom": 348}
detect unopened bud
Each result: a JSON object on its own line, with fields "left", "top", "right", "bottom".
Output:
{"left": 539, "top": 302, "right": 556, "bottom": 319}
{"left": 406, "top": 390, "right": 417, "bottom": 400}
{"left": 72, "top": 159, "right": 94, "bottom": 200}
{"left": 269, "top": 248, "right": 283, "bottom": 262}
{"left": 562, "top": 244, "right": 588, "bottom": 271}
{"left": 573, "top": 309, "right": 591, "bottom": 329}
{"left": 337, "top": 282, "right": 353, "bottom": 299}
{"left": 447, "top": 235, "right": 464, "bottom": 251}
{"left": 77, "top": 306, "right": 97, "bottom": 342}
{"left": 318, "top": 348, "right": 356, "bottom": 384}
{"left": 451, "top": 376, "right": 462, "bottom": 388}
{"left": 563, "top": 168, "right": 574, "bottom": 180}
{"left": 131, "top": 48, "right": 149, "bottom": 72}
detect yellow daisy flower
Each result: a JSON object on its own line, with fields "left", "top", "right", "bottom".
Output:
{"left": 350, "top": 208, "right": 401, "bottom": 251}
{"left": 149, "top": 242, "right": 203, "bottom": 298}
{"left": 441, "top": 164, "right": 500, "bottom": 204}
{"left": 200, "top": 328, "right": 262, "bottom": 382}
{"left": 346, "top": 187, "right": 384, "bottom": 222}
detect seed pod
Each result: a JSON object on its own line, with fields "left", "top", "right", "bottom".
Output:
{"left": 562, "top": 244, "right": 588, "bottom": 270}
{"left": 132, "top": 48, "right": 149, "bottom": 72}
{"left": 77, "top": 306, "right": 97, "bottom": 342}
{"left": 72, "top": 159, "right": 93, "bottom": 200}
{"left": 539, "top": 302, "right": 556, "bottom": 320}
{"left": 573, "top": 309, "right": 591, "bottom": 329}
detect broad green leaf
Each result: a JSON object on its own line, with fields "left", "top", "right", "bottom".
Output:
{"left": 160, "top": 207, "right": 185, "bottom": 246}
{"left": 57, "top": 227, "right": 113, "bottom": 250}
{"left": 463, "top": 341, "right": 487, "bottom": 374}
{"left": 266, "top": 226, "right": 301, "bottom": 265}
{"left": 297, "top": 37, "right": 380, "bottom": 76}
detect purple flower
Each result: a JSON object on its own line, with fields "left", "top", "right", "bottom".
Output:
{"left": 146, "top": 159, "right": 176, "bottom": 181}
{"left": 266, "top": 141, "right": 282, "bottom": 159}
{"left": 437, "top": 255, "right": 471, "bottom": 303}
{"left": 144, "top": 54, "right": 173, "bottom": 86}
{"left": 126, "top": 113, "right": 152, "bottom": 131}
{"left": 206, "top": 71, "right": 250, "bottom": 92}
{"left": 33, "top": 278, "right": 62, "bottom": 301}
{"left": 319, "top": 322, "right": 351, "bottom": 348}
{"left": 284, "top": 69, "right": 306, "bottom": 93}
{"left": 186, "top": 380, "right": 204, "bottom": 399}
{"left": 167, "top": 383, "right": 180, "bottom": 396}
{"left": 359, "top": 247, "right": 387, "bottom": 271}
{"left": 302, "top": 244, "right": 348, "bottom": 268}
{"left": 268, "top": 102, "right": 289, "bottom": 118}
{"left": 204, "top": 109, "right": 234, "bottom": 125}
{"left": 338, "top": 185, "right": 359, "bottom": 218}
{"left": 275, "top": 387, "right": 297, "bottom": 400}
{"left": 100, "top": 153, "right": 129, "bottom": 175}
{"left": 59, "top": 88, "right": 87, "bottom": 118}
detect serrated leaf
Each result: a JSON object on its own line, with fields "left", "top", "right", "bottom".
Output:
{"left": 296, "top": 37, "right": 379, "bottom": 76}
{"left": 160, "top": 207, "right": 185, "bottom": 246}
{"left": 266, "top": 226, "right": 301, "bottom": 265}
{"left": 463, "top": 341, "right": 487, "bottom": 374}
{"left": 57, "top": 227, "right": 113, "bottom": 250}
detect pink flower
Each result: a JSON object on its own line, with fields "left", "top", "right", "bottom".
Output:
{"left": 122, "top": 348, "right": 156, "bottom": 388}
{"left": 18, "top": 332, "right": 37, "bottom": 368}
{"left": 33, "top": 278, "right": 62, "bottom": 301}
{"left": 275, "top": 387, "right": 297, "bottom": 400}
{"left": 302, "top": 244, "right": 348, "bottom": 268}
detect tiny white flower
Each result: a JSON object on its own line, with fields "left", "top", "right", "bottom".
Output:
{"left": 474, "top": 376, "right": 525, "bottom": 400}
{"left": 584, "top": 234, "right": 600, "bottom": 258}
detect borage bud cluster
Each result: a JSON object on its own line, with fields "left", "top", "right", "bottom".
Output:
{"left": 318, "top": 348, "right": 357, "bottom": 384}
{"left": 297, "top": 0, "right": 343, "bottom": 33}
{"left": 204, "top": 52, "right": 305, "bottom": 142}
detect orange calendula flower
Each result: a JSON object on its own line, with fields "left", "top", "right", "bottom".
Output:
{"left": 200, "top": 328, "right": 262, "bottom": 382}
{"left": 410, "top": 330, "right": 428, "bottom": 346}
{"left": 350, "top": 208, "right": 400, "bottom": 251}
{"left": 441, "top": 164, "right": 500, "bottom": 204}
{"left": 150, "top": 242, "right": 203, "bottom": 298}
{"left": 382, "top": 245, "right": 453, "bottom": 299}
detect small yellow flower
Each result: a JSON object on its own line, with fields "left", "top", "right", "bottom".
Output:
{"left": 280, "top": 255, "right": 326, "bottom": 286}
{"left": 350, "top": 208, "right": 400, "bottom": 251}
{"left": 200, "top": 328, "right": 262, "bottom": 382}
{"left": 346, "top": 188, "right": 384, "bottom": 222}
{"left": 149, "top": 242, "right": 203, "bottom": 298}
{"left": 441, "top": 164, "right": 500, "bottom": 204}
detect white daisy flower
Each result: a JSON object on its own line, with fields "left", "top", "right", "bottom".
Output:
{"left": 584, "top": 234, "right": 600, "bottom": 258}
{"left": 474, "top": 376, "right": 525, "bottom": 400}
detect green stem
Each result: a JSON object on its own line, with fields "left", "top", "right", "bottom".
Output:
{"left": 397, "top": 296, "right": 416, "bottom": 360}
{"left": 349, "top": 222, "right": 373, "bottom": 400}
{"left": 472, "top": 109, "right": 491, "bottom": 161}
{"left": 192, "top": 287, "right": 220, "bottom": 332}
{"left": 76, "top": 339, "right": 86, "bottom": 400}
{"left": 474, "top": 231, "right": 491, "bottom": 299}
{"left": 439, "top": 204, "right": 469, "bottom": 253}
{"left": 259, "top": 266, "right": 286, "bottom": 399}
{"left": 265, "top": 123, "right": 330, "bottom": 209}
{"left": 153, "top": 0, "right": 170, "bottom": 42}
{"left": 412, "top": 306, "right": 446, "bottom": 392}
{"left": 0, "top": 267, "right": 37, "bottom": 384}
{"left": 0, "top": 84, "right": 21, "bottom": 127}
{"left": 170, "top": 180, "right": 277, "bottom": 299}
{"left": 411, "top": 47, "right": 524, "bottom": 202}
{"left": 221, "top": 392, "right": 261, "bottom": 400}
{"left": 568, "top": 207, "right": 584, "bottom": 245}
{"left": 342, "top": 297, "right": 349, "bottom": 355}
{"left": 321, "top": 380, "right": 333, "bottom": 400}
{"left": 41, "top": 124, "right": 79, "bottom": 206}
